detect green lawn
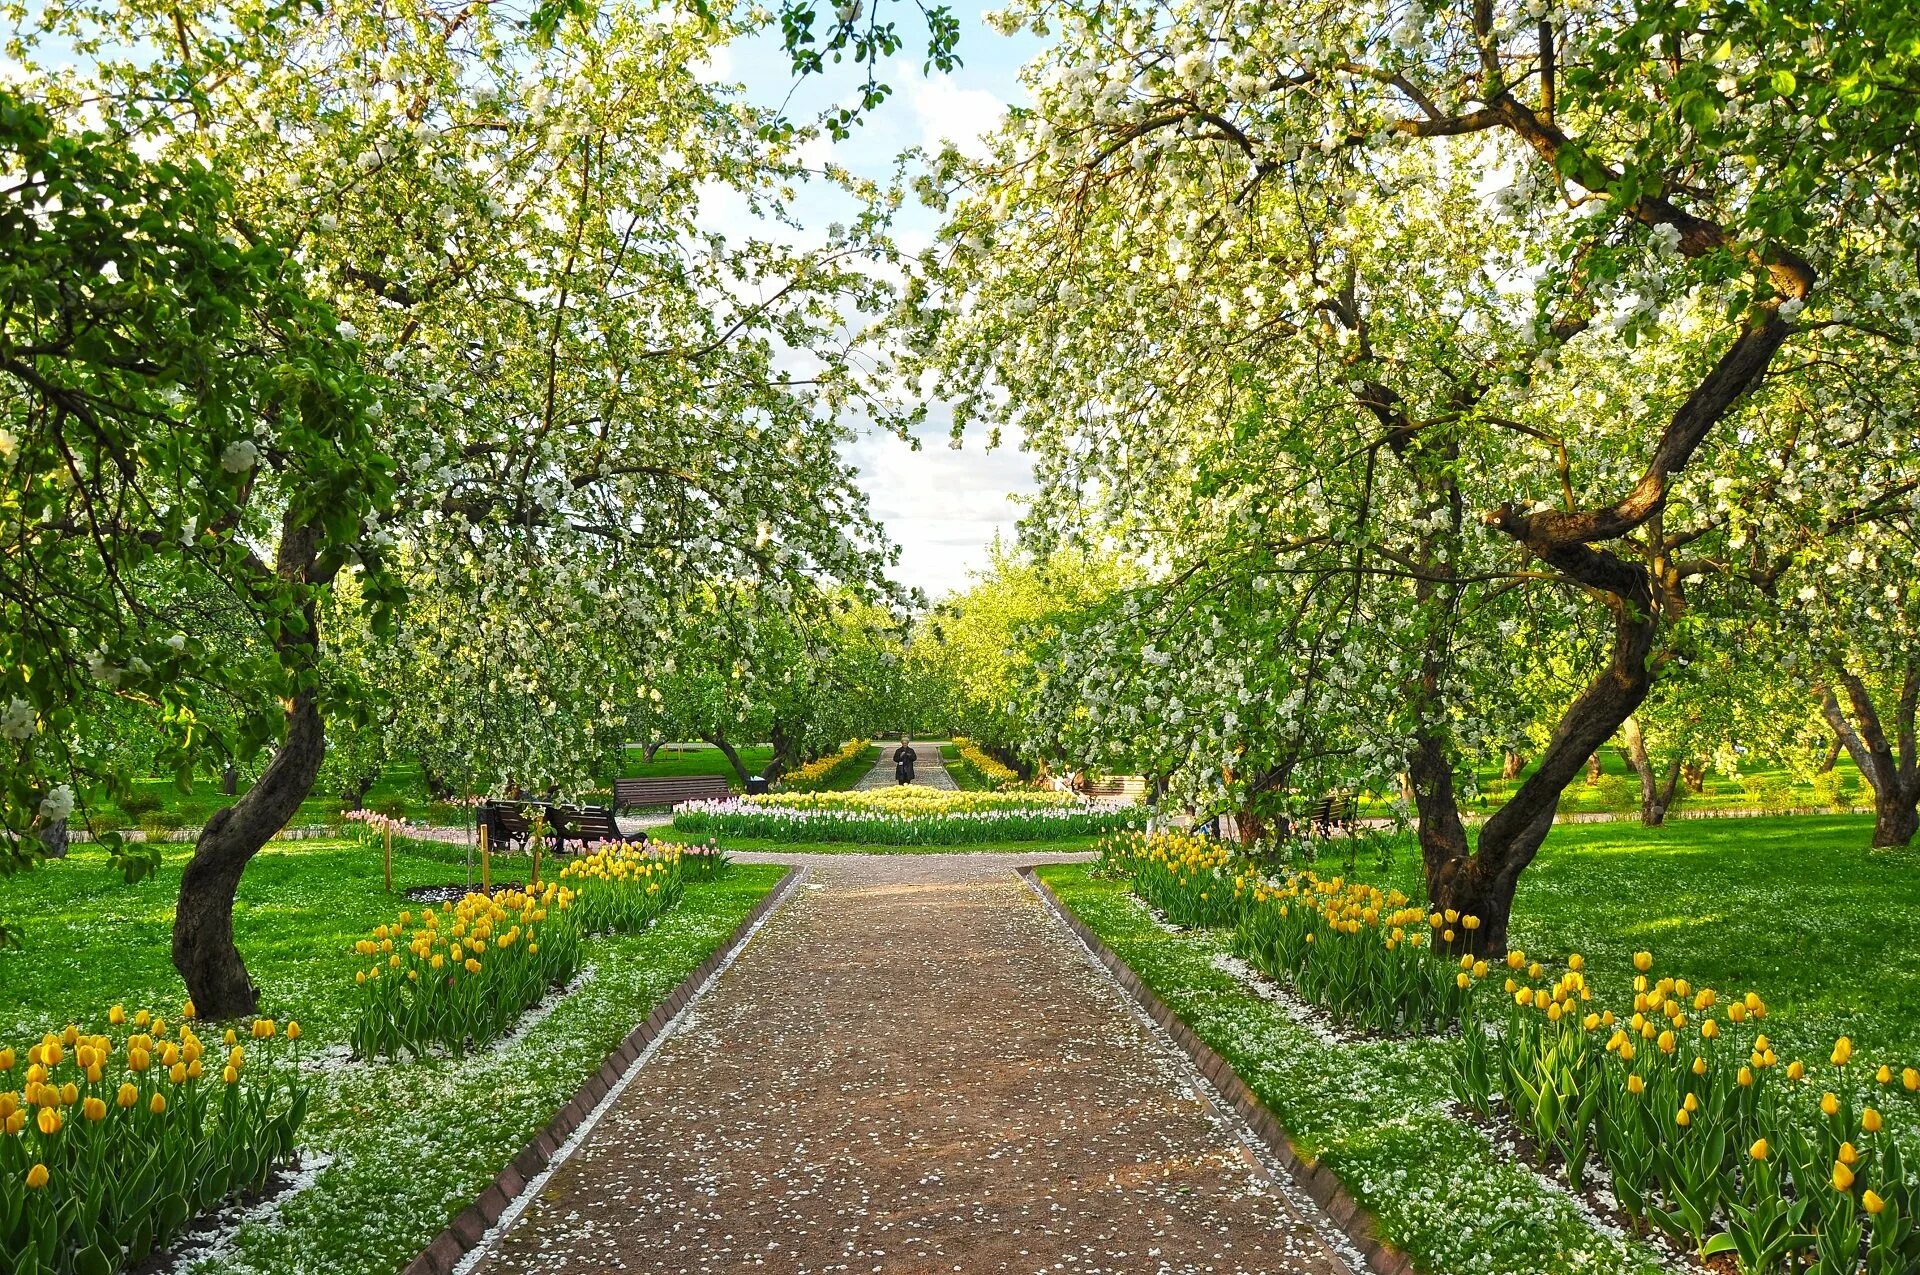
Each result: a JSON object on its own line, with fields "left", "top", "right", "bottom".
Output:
{"left": 2, "top": 839, "right": 785, "bottom": 1275}
{"left": 619, "top": 742, "right": 772, "bottom": 786}
{"left": 1339, "top": 813, "right": 1920, "bottom": 1059}
{"left": 1038, "top": 811, "right": 1920, "bottom": 1275}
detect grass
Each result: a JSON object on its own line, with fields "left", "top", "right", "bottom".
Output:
{"left": 1329, "top": 813, "right": 1920, "bottom": 1059}
{"left": 619, "top": 742, "right": 772, "bottom": 787}
{"left": 1, "top": 838, "right": 785, "bottom": 1275}
{"left": 1041, "top": 811, "right": 1920, "bottom": 1275}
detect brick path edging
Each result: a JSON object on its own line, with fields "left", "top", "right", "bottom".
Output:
{"left": 1019, "top": 867, "right": 1419, "bottom": 1275}
{"left": 400, "top": 866, "right": 806, "bottom": 1275}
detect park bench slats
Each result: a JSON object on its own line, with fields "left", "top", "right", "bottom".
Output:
{"left": 613, "top": 774, "right": 733, "bottom": 811}
{"left": 548, "top": 803, "right": 640, "bottom": 854}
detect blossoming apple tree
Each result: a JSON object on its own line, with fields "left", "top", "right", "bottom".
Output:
{"left": 904, "top": 0, "right": 1920, "bottom": 947}
{"left": 9, "top": 0, "right": 907, "bottom": 1012}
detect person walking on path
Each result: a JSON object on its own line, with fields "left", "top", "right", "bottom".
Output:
{"left": 893, "top": 740, "right": 917, "bottom": 784}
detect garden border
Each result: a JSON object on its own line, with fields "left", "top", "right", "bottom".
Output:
{"left": 399, "top": 863, "right": 807, "bottom": 1275}
{"left": 1018, "top": 865, "right": 1418, "bottom": 1275}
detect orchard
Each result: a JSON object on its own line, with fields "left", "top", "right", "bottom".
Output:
{"left": 3, "top": 2, "right": 1918, "bottom": 1274}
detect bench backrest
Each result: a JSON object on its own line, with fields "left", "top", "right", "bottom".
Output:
{"left": 481, "top": 800, "right": 546, "bottom": 839}
{"left": 613, "top": 774, "right": 734, "bottom": 810}
{"left": 550, "top": 804, "right": 624, "bottom": 846}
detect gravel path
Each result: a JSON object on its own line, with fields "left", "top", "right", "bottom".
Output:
{"left": 854, "top": 739, "right": 958, "bottom": 791}
{"left": 471, "top": 852, "right": 1356, "bottom": 1275}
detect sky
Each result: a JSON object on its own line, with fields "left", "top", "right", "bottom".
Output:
{"left": 715, "top": 9, "right": 1046, "bottom": 599}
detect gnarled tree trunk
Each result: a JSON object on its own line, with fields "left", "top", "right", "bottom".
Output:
{"left": 174, "top": 692, "right": 327, "bottom": 1018}
{"left": 706, "top": 732, "right": 753, "bottom": 786}
{"left": 1501, "top": 751, "right": 1527, "bottom": 780}
{"left": 1820, "top": 668, "right": 1919, "bottom": 848}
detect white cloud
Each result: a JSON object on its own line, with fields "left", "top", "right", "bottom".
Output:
{"left": 842, "top": 414, "right": 1034, "bottom": 597}
{"left": 903, "top": 67, "right": 1004, "bottom": 161}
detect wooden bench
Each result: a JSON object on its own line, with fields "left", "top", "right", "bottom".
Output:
{"left": 612, "top": 774, "right": 734, "bottom": 811}
{"left": 1082, "top": 776, "right": 1147, "bottom": 803}
{"left": 479, "top": 799, "right": 549, "bottom": 854}
{"left": 1305, "top": 793, "right": 1360, "bottom": 838}
{"left": 549, "top": 804, "right": 640, "bottom": 854}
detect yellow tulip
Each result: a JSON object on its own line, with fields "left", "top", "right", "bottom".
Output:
{"left": 1568, "top": 954, "right": 1584, "bottom": 971}
{"left": 1863, "top": 1107, "right": 1883, "bottom": 1133}
{"left": 82, "top": 1096, "right": 106, "bottom": 1122}
{"left": 1738, "top": 1066, "right": 1754, "bottom": 1087}
{"left": 1633, "top": 951, "right": 1653, "bottom": 972}
{"left": 1750, "top": 1138, "right": 1769, "bottom": 1161}
{"left": 1864, "top": 1190, "right": 1886, "bottom": 1215}
{"left": 116, "top": 1083, "right": 137, "bottom": 1108}
{"left": 1833, "top": 1160, "right": 1855, "bottom": 1192}
{"left": 148, "top": 1092, "right": 167, "bottom": 1115}
{"left": 1821, "top": 1091, "right": 1841, "bottom": 1117}
{"left": 1876, "top": 1064, "right": 1892, "bottom": 1085}
{"left": 1832, "top": 1037, "right": 1854, "bottom": 1067}
{"left": 25, "top": 1163, "right": 49, "bottom": 1190}
{"left": 109, "top": 1005, "right": 126, "bottom": 1026}
{"left": 1904, "top": 1067, "right": 1919, "bottom": 1092}
{"left": 287, "top": 1021, "right": 302, "bottom": 1041}
{"left": 1701, "top": 1019, "right": 1719, "bottom": 1040}
{"left": 1683, "top": 1092, "right": 1699, "bottom": 1113}
{"left": 1627, "top": 1073, "right": 1646, "bottom": 1095}
{"left": 1839, "top": 1141, "right": 1859, "bottom": 1165}
{"left": 1787, "top": 1060, "right": 1806, "bottom": 1081}
{"left": 37, "top": 1106, "right": 62, "bottom": 1136}
{"left": 1676, "top": 1108, "right": 1691, "bottom": 1127}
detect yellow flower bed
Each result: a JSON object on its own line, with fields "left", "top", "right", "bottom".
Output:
{"left": 1460, "top": 951, "right": 1920, "bottom": 1268}
{"left": 1235, "top": 870, "right": 1483, "bottom": 1033}
{"left": 952, "top": 737, "right": 1020, "bottom": 787}
{"left": 556, "top": 842, "right": 684, "bottom": 934}
{"left": 778, "top": 739, "right": 871, "bottom": 791}
{"left": 349, "top": 885, "right": 582, "bottom": 1059}
{"left": 745, "top": 784, "right": 1081, "bottom": 815}
{"left": 1099, "top": 830, "right": 1239, "bottom": 927}
{"left": 1, "top": 1009, "right": 306, "bottom": 1274}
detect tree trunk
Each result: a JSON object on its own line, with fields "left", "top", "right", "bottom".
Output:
{"left": 174, "top": 692, "right": 327, "bottom": 1019}
{"left": 1501, "top": 751, "right": 1527, "bottom": 780}
{"left": 221, "top": 764, "right": 239, "bottom": 797}
{"left": 765, "top": 723, "right": 801, "bottom": 783}
{"left": 1820, "top": 671, "right": 1918, "bottom": 848}
{"left": 1682, "top": 760, "right": 1705, "bottom": 793}
{"left": 643, "top": 740, "right": 663, "bottom": 763}
{"left": 418, "top": 759, "right": 456, "bottom": 801}
{"left": 1419, "top": 586, "right": 1660, "bottom": 955}
{"left": 706, "top": 733, "right": 753, "bottom": 786}
{"left": 1619, "top": 716, "right": 1683, "bottom": 826}
{"left": 41, "top": 817, "right": 69, "bottom": 859}
{"left": 341, "top": 772, "right": 379, "bottom": 811}
{"left": 1585, "top": 752, "right": 1603, "bottom": 784}
{"left": 1817, "top": 736, "right": 1842, "bottom": 774}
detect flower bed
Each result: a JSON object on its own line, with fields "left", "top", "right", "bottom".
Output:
{"left": 775, "top": 740, "right": 873, "bottom": 792}
{"left": 1093, "top": 845, "right": 1920, "bottom": 1273}
{"left": 348, "top": 886, "right": 583, "bottom": 1060}
{"left": 556, "top": 843, "right": 684, "bottom": 934}
{"left": 1, "top": 1010, "right": 306, "bottom": 1275}
{"left": 950, "top": 737, "right": 1020, "bottom": 787}
{"left": 672, "top": 785, "right": 1140, "bottom": 844}
{"left": 1098, "top": 829, "right": 1240, "bottom": 927}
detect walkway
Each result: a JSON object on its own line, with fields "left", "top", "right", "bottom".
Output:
{"left": 854, "top": 739, "right": 958, "bottom": 790}
{"left": 472, "top": 853, "right": 1355, "bottom": 1275}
